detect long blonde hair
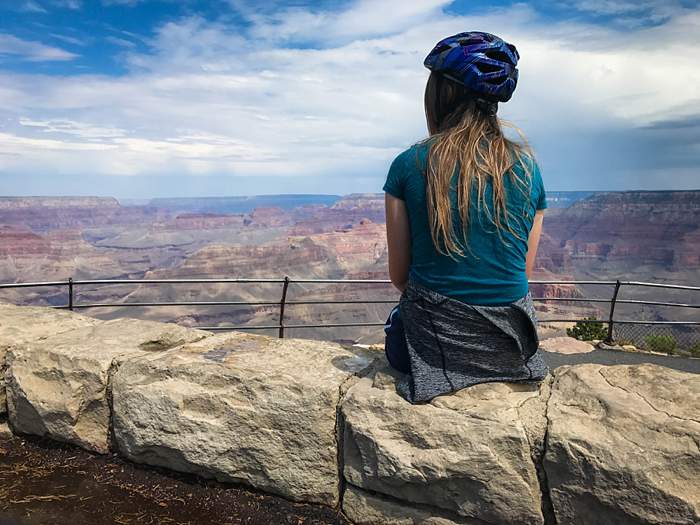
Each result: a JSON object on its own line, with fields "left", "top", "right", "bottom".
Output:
{"left": 423, "top": 71, "right": 533, "bottom": 259}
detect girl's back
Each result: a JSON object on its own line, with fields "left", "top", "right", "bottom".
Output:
{"left": 384, "top": 139, "right": 547, "bottom": 305}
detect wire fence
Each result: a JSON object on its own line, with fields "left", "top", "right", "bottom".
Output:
{"left": 0, "top": 277, "right": 698, "bottom": 351}
{"left": 613, "top": 324, "right": 700, "bottom": 354}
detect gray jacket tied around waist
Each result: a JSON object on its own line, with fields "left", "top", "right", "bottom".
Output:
{"left": 397, "top": 278, "right": 549, "bottom": 403}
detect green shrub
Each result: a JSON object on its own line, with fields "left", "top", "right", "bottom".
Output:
{"left": 615, "top": 338, "right": 634, "bottom": 347}
{"left": 566, "top": 317, "right": 608, "bottom": 341}
{"left": 644, "top": 334, "right": 677, "bottom": 355}
{"left": 689, "top": 342, "right": 700, "bottom": 358}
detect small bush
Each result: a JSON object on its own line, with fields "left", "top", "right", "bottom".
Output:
{"left": 566, "top": 317, "right": 608, "bottom": 341}
{"left": 615, "top": 338, "right": 635, "bottom": 347}
{"left": 689, "top": 342, "right": 700, "bottom": 358}
{"left": 644, "top": 334, "right": 677, "bottom": 355}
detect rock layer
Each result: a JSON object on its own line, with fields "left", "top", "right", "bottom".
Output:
{"left": 0, "top": 303, "right": 99, "bottom": 415}
{"left": 343, "top": 485, "right": 485, "bottom": 525}
{"left": 341, "top": 366, "right": 550, "bottom": 525}
{"left": 112, "top": 332, "right": 378, "bottom": 505}
{"left": 5, "top": 318, "right": 206, "bottom": 453}
{"left": 545, "top": 364, "right": 700, "bottom": 525}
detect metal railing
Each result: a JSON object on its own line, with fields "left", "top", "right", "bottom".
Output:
{"left": 0, "top": 277, "right": 698, "bottom": 345}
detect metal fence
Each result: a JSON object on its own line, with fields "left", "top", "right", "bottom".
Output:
{"left": 0, "top": 277, "right": 698, "bottom": 350}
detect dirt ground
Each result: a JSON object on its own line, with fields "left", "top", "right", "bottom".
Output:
{"left": 0, "top": 426, "right": 349, "bottom": 525}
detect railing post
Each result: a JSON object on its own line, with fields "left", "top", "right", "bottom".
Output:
{"left": 68, "top": 277, "right": 74, "bottom": 311}
{"left": 278, "top": 276, "right": 290, "bottom": 338}
{"left": 605, "top": 280, "right": 621, "bottom": 343}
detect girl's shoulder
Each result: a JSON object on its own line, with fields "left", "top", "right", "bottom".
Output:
{"left": 392, "top": 140, "right": 431, "bottom": 173}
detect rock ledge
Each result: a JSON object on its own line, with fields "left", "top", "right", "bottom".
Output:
{"left": 0, "top": 304, "right": 698, "bottom": 525}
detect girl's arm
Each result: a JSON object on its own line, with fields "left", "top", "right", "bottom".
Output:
{"left": 526, "top": 210, "right": 545, "bottom": 279}
{"left": 385, "top": 193, "right": 411, "bottom": 293}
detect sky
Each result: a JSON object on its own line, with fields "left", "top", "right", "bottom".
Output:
{"left": 0, "top": 0, "right": 698, "bottom": 198}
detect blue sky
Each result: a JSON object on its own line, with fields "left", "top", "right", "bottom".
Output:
{"left": 0, "top": 0, "right": 698, "bottom": 198}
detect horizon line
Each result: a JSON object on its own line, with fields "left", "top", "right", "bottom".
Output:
{"left": 2, "top": 189, "right": 700, "bottom": 201}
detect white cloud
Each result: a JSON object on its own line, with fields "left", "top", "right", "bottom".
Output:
{"left": 20, "top": 1, "right": 47, "bottom": 13}
{"left": 54, "top": 0, "right": 82, "bottom": 9}
{"left": 245, "top": 0, "right": 454, "bottom": 43}
{"left": 0, "top": 33, "right": 77, "bottom": 61}
{"left": 0, "top": 1, "right": 699, "bottom": 192}
{"left": 19, "top": 118, "right": 127, "bottom": 139}
{"left": 50, "top": 33, "right": 87, "bottom": 46}
{"left": 562, "top": 0, "right": 685, "bottom": 17}
{"left": 105, "top": 35, "right": 137, "bottom": 48}
{"left": 101, "top": 0, "right": 144, "bottom": 6}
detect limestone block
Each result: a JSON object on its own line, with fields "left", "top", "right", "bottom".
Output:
{"left": 341, "top": 366, "right": 550, "bottom": 525}
{"left": 545, "top": 364, "right": 700, "bottom": 525}
{"left": 343, "top": 485, "right": 486, "bottom": 525}
{"left": 112, "top": 332, "right": 378, "bottom": 505}
{"left": 0, "top": 304, "right": 99, "bottom": 415}
{"left": 539, "top": 336, "right": 594, "bottom": 354}
{"left": 5, "top": 317, "right": 207, "bottom": 453}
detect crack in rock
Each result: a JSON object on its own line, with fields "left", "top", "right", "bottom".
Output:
{"left": 538, "top": 374, "right": 558, "bottom": 525}
{"left": 106, "top": 358, "right": 122, "bottom": 453}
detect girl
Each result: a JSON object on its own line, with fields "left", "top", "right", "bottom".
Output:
{"left": 383, "top": 32, "right": 549, "bottom": 403}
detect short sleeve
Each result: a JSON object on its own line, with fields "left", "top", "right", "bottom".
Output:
{"left": 383, "top": 153, "right": 407, "bottom": 200}
{"left": 532, "top": 160, "right": 547, "bottom": 210}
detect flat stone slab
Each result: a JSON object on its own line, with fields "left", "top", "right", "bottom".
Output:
{"left": 545, "top": 364, "right": 700, "bottom": 525}
{"left": 341, "top": 366, "right": 550, "bottom": 525}
{"left": 5, "top": 317, "right": 207, "bottom": 453}
{"left": 540, "top": 336, "right": 594, "bottom": 354}
{"left": 112, "top": 332, "right": 378, "bottom": 506}
{"left": 0, "top": 304, "right": 100, "bottom": 415}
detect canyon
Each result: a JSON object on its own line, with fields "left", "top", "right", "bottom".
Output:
{"left": 0, "top": 191, "right": 698, "bottom": 344}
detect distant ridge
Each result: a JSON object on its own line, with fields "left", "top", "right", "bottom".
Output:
{"left": 0, "top": 196, "right": 120, "bottom": 209}
{"left": 145, "top": 194, "right": 342, "bottom": 214}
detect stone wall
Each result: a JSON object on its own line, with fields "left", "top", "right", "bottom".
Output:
{"left": 1, "top": 303, "right": 698, "bottom": 524}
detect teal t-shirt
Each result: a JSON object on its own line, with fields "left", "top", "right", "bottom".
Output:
{"left": 383, "top": 140, "right": 547, "bottom": 306}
